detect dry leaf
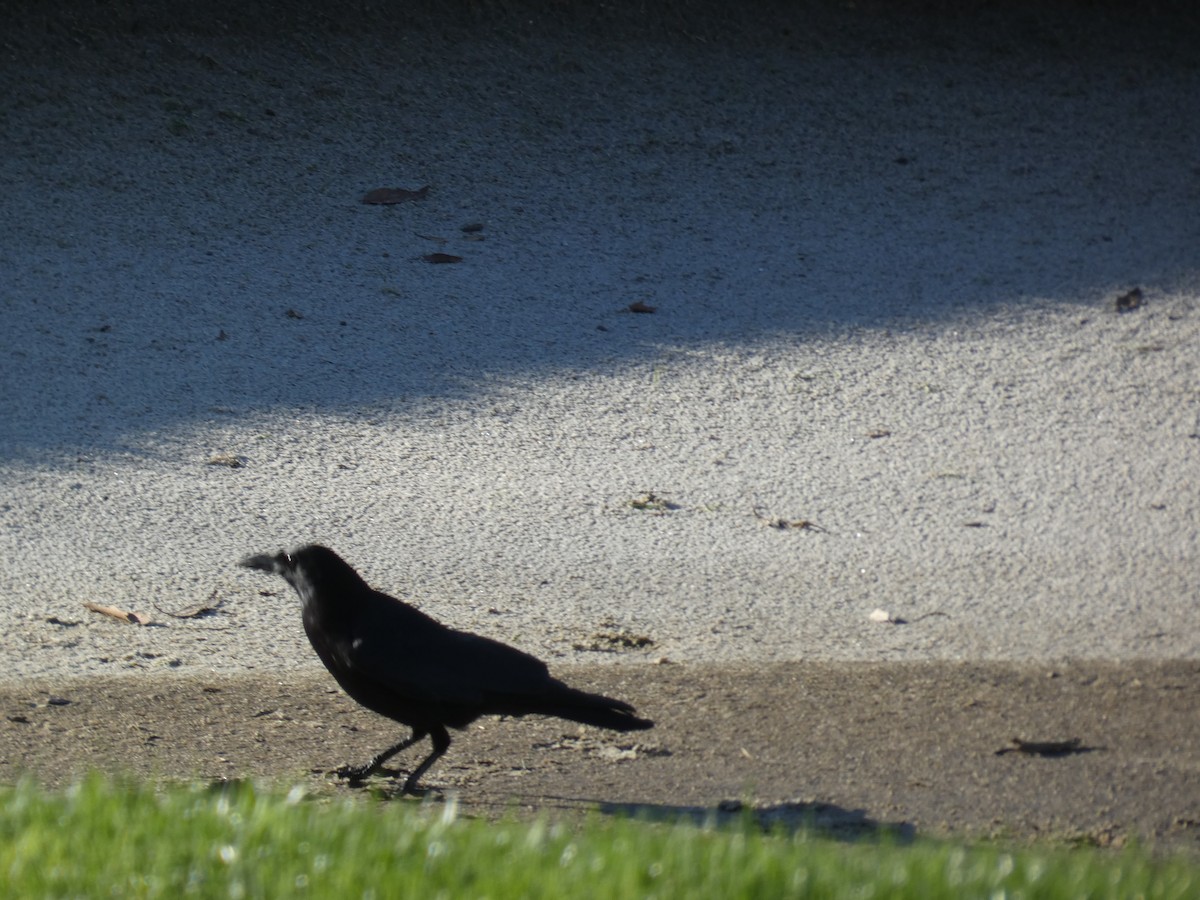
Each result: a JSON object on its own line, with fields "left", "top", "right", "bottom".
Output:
{"left": 629, "top": 492, "right": 678, "bottom": 512}
{"left": 573, "top": 630, "right": 655, "bottom": 652}
{"left": 765, "top": 517, "right": 822, "bottom": 531}
{"left": 83, "top": 601, "right": 146, "bottom": 625}
{"left": 423, "top": 253, "right": 463, "bottom": 264}
{"left": 752, "top": 506, "right": 823, "bottom": 531}
{"left": 361, "top": 186, "right": 429, "bottom": 205}
{"left": 206, "top": 454, "right": 246, "bottom": 469}
{"left": 158, "top": 590, "right": 227, "bottom": 619}
{"left": 628, "top": 301, "right": 656, "bottom": 314}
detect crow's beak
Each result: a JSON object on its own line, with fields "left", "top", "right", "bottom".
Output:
{"left": 239, "top": 552, "right": 288, "bottom": 574}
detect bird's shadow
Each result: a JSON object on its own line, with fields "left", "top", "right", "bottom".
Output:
{"left": 354, "top": 776, "right": 913, "bottom": 843}
{"left": 591, "top": 797, "right": 915, "bottom": 843}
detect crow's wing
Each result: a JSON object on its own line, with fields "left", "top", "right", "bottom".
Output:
{"left": 340, "top": 593, "right": 553, "bottom": 707}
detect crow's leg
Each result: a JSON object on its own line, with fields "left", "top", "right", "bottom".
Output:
{"left": 402, "top": 725, "right": 451, "bottom": 795}
{"left": 335, "top": 729, "right": 428, "bottom": 781}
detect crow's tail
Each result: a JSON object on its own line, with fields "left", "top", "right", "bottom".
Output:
{"left": 531, "top": 685, "right": 654, "bottom": 732}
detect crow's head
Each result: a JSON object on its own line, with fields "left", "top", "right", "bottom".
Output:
{"left": 238, "top": 544, "right": 363, "bottom": 601}
{"left": 238, "top": 548, "right": 296, "bottom": 580}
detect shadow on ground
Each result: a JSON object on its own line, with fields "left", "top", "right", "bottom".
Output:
{"left": 1, "top": 0, "right": 1197, "bottom": 458}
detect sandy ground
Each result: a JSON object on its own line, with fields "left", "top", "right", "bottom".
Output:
{"left": 1, "top": 0, "right": 1198, "bottom": 849}
{"left": 3, "top": 661, "right": 1198, "bottom": 851}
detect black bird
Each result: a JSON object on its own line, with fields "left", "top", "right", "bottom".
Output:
{"left": 239, "top": 544, "right": 653, "bottom": 794}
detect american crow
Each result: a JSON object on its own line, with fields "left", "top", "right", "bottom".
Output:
{"left": 239, "top": 544, "right": 653, "bottom": 794}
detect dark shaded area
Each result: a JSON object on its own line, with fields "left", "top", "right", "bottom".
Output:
{"left": 597, "top": 797, "right": 914, "bottom": 841}
{"left": 2, "top": 660, "right": 1197, "bottom": 850}
{"left": 995, "top": 736, "right": 1102, "bottom": 756}
{"left": 1, "top": 0, "right": 1195, "bottom": 458}
{"left": 2, "top": 0, "right": 1198, "bottom": 39}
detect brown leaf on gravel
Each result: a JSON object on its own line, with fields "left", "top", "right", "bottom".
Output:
{"left": 83, "top": 601, "right": 148, "bottom": 626}
{"left": 361, "top": 186, "right": 429, "bottom": 205}
{"left": 752, "top": 506, "right": 824, "bottom": 532}
{"left": 158, "top": 590, "right": 227, "bottom": 620}
{"left": 628, "top": 492, "right": 678, "bottom": 513}
{"left": 574, "top": 630, "right": 655, "bottom": 652}
{"left": 206, "top": 454, "right": 247, "bottom": 469}
{"left": 764, "top": 517, "right": 822, "bottom": 531}
{"left": 423, "top": 253, "right": 463, "bottom": 264}
{"left": 628, "top": 301, "right": 656, "bottom": 314}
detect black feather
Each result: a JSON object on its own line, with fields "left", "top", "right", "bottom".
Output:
{"left": 239, "top": 544, "right": 652, "bottom": 793}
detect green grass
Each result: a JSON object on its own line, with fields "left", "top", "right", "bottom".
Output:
{"left": 0, "top": 775, "right": 1194, "bottom": 898}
